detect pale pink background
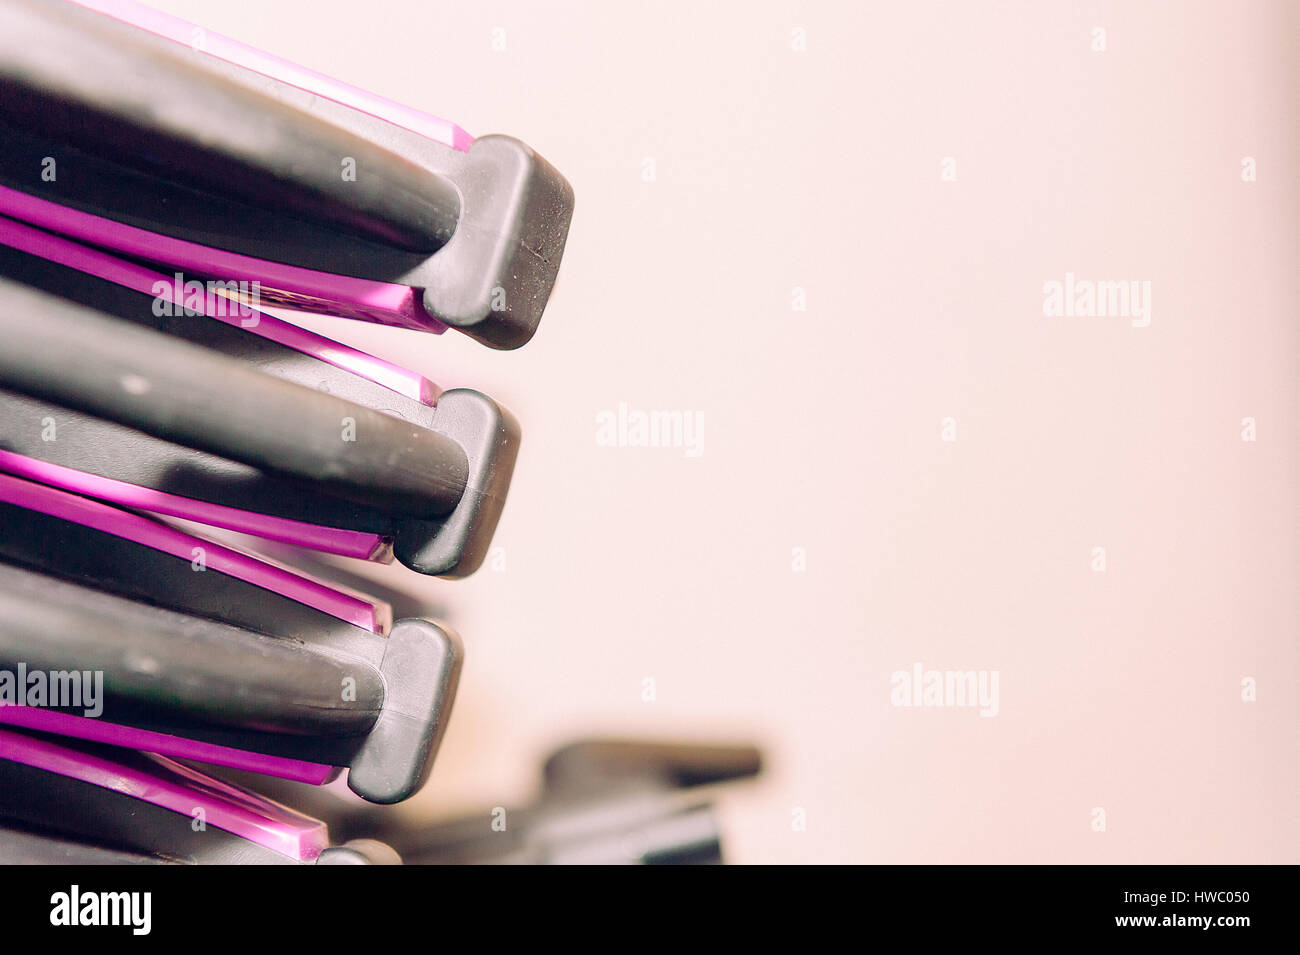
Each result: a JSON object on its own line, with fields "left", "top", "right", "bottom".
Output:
{"left": 155, "top": 0, "right": 1297, "bottom": 863}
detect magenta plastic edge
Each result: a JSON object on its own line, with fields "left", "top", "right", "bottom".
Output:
{"left": 70, "top": 0, "right": 474, "bottom": 152}
{"left": 0, "top": 186, "right": 448, "bottom": 335}
{"left": 0, "top": 213, "right": 441, "bottom": 407}
{"left": 0, "top": 708, "right": 335, "bottom": 788}
{"left": 0, "top": 212, "right": 440, "bottom": 406}
{"left": 0, "top": 724, "right": 331, "bottom": 859}
{"left": 0, "top": 449, "right": 392, "bottom": 562}
{"left": 0, "top": 472, "right": 387, "bottom": 633}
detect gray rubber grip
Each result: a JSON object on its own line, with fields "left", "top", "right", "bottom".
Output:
{"left": 0, "top": 279, "right": 469, "bottom": 519}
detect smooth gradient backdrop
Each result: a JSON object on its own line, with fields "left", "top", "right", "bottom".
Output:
{"left": 153, "top": 0, "right": 1298, "bottom": 863}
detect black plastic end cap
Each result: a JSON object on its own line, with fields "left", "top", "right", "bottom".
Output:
{"left": 393, "top": 388, "right": 520, "bottom": 578}
{"left": 345, "top": 618, "right": 463, "bottom": 805}
{"left": 422, "top": 135, "right": 574, "bottom": 350}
